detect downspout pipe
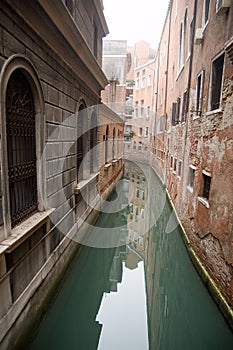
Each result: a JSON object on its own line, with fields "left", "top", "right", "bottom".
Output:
{"left": 164, "top": 0, "right": 172, "bottom": 187}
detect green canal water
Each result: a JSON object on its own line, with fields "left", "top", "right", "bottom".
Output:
{"left": 27, "top": 161, "right": 233, "bottom": 350}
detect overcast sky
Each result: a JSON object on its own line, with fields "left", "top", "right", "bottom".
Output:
{"left": 103, "top": 0, "right": 170, "bottom": 49}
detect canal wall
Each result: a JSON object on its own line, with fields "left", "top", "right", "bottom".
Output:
{"left": 125, "top": 154, "right": 233, "bottom": 331}
{"left": 166, "top": 190, "right": 233, "bottom": 331}
{"left": 0, "top": 164, "right": 124, "bottom": 350}
{"left": 141, "top": 153, "right": 233, "bottom": 330}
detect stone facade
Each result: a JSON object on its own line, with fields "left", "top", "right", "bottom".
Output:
{"left": 0, "top": 0, "right": 124, "bottom": 346}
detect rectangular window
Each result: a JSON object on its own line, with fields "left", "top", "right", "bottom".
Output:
{"left": 136, "top": 189, "right": 140, "bottom": 198}
{"left": 202, "top": 173, "right": 211, "bottom": 199}
{"left": 181, "top": 90, "right": 187, "bottom": 122}
{"left": 146, "top": 105, "right": 150, "bottom": 118}
{"left": 172, "top": 102, "right": 177, "bottom": 126}
{"left": 148, "top": 74, "right": 152, "bottom": 86}
{"left": 141, "top": 209, "right": 145, "bottom": 219}
{"left": 140, "top": 100, "right": 144, "bottom": 117}
{"left": 189, "top": 166, "right": 195, "bottom": 188}
{"left": 178, "top": 160, "right": 182, "bottom": 177}
{"left": 172, "top": 99, "right": 180, "bottom": 126}
{"left": 174, "top": 158, "right": 177, "bottom": 172}
{"left": 196, "top": 71, "right": 204, "bottom": 117}
{"left": 170, "top": 156, "right": 173, "bottom": 168}
{"left": 141, "top": 76, "right": 146, "bottom": 88}
{"left": 178, "top": 21, "right": 184, "bottom": 71}
{"left": 135, "top": 101, "right": 138, "bottom": 118}
{"left": 176, "top": 97, "right": 181, "bottom": 124}
{"left": 210, "top": 53, "right": 224, "bottom": 111}
{"left": 139, "top": 127, "right": 143, "bottom": 136}
{"left": 145, "top": 127, "right": 149, "bottom": 137}
{"left": 202, "top": 0, "right": 210, "bottom": 27}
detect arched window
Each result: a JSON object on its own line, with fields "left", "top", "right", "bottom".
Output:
{"left": 90, "top": 112, "right": 98, "bottom": 173}
{"left": 105, "top": 125, "right": 109, "bottom": 164}
{"left": 112, "top": 127, "right": 116, "bottom": 160}
{"left": 6, "top": 69, "right": 37, "bottom": 227}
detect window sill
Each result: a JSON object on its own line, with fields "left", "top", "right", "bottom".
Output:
{"left": 206, "top": 108, "right": 222, "bottom": 116}
{"left": 74, "top": 172, "right": 99, "bottom": 194}
{"left": 1, "top": 208, "right": 55, "bottom": 253}
{"left": 104, "top": 163, "right": 111, "bottom": 171}
{"left": 187, "top": 185, "right": 193, "bottom": 193}
{"left": 112, "top": 159, "right": 118, "bottom": 165}
{"left": 198, "top": 196, "right": 210, "bottom": 209}
{"left": 193, "top": 115, "right": 200, "bottom": 120}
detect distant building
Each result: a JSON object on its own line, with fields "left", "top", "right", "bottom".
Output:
{"left": 101, "top": 40, "right": 130, "bottom": 117}
{"left": 125, "top": 41, "right": 156, "bottom": 163}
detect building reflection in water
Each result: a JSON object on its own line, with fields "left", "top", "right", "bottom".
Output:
{"left": 29, "top": 160, "right": 233, "bottom": 350}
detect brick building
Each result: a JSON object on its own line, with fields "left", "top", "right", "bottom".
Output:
{"left": 150, "top": 0, "right": 233, "bottom": 313}
{"left": 125, "top": 41, "right": 156, "bottom": 163}
{"left": 0, "top": 0, "right": 124, "bottom": 346}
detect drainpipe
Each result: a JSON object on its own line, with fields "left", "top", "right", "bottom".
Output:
{"left": 154, "top": 50, "right": 160, "bottom": 139}
{"left": 163, "top": 0, "right": 172, "bottom": 187}
{"left": 183, "top": 0, "right": 198, "bottom": 165}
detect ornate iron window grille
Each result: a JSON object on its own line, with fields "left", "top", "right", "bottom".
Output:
{"left": 6, "top": 70, "right": 38, "bottom": 227}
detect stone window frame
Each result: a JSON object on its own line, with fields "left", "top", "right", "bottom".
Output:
{"left": 208, "top": 51, "right": 225, "bottom": 113}
{"left": 178, "top": 159, "right": 182, "bottom": 178}
{"left": 0, "top": 55, "right": 46, "bottom": 240}
{"left": 187, "top": 164, "right": 196, "bottom": 193}
{"left": 197, "top": 169, "right": 211, "bottom": 209}
{"left": 181, "top": 89, "right": 188, "bottom": 123}
{"left": 202, "top": 0, "right": 211, "bottom": 31}
{"left": 194, "top": 70, "right": 205, "bottom": 119}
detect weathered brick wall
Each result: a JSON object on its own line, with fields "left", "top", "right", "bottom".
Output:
{"left": 150, "top": 0, "right": 233, "bottom": 309}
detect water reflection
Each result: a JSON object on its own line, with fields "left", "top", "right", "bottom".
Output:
{"left": 96, "top": 260, "right": 148, "bottom": 350}
{"left": 28, "top": 160, "right": 233, "bottom": 350}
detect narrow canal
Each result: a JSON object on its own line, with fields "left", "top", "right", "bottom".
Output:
{"left": 26, "top": 161, "right": 233, "bottom": 350}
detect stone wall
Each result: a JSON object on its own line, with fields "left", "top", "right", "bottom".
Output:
{"left": 0, "top": 0, "right": 123, "bottom": 344}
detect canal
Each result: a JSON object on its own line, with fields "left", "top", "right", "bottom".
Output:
{"left": 26, "top": 160, "right": 233, "bottom": 350}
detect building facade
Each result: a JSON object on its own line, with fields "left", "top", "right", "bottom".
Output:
{"left": 150, "top": 0, "right": 233, "bottom": 313}
{"left": 125, "top": 41, "right": 156, "bottom": 163}
{"left": 0, "top": 0, "right": 124, "bottom": 346}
